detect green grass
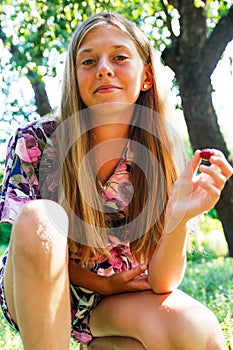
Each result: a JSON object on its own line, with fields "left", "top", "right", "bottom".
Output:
{"left": 0, "top": 215, "right": 232, "bottom": 349}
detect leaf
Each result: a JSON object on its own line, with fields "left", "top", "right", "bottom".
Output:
{"left": 194, "top": 0, "right": 206, "bottom": 8}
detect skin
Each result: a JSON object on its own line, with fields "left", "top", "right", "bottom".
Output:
{"left": 4, "top": 201, "right": 71, "bottom": 350}
{"left": 2, "top": 23, "right": 233, "bottom": 350}
{"left": 75, "top": 25, "right": 152, "bottom": 107}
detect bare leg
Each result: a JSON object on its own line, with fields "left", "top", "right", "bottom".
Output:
{"left": 90, "top": 290, "right": 225, "bottom": 350}
{"left": 81, "top": 336, "right": 146, "bottom": 350}
{"left": 3, "top": 200, "right": 71, "bottom": 350}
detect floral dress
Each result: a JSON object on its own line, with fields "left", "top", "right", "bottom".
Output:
{"left": 0, "top": 117, "right": 137, "bottom": 345}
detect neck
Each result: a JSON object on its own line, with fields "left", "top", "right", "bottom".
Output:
{"left": 89, "top": 102, "right": 134, "bottom": 144}
{"left": 91, "top": 124, "right": 130, "bottom": 146}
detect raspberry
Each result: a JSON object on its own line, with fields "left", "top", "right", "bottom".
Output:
{"left": 200, "top": 149, "right": 213, "bottom": 160}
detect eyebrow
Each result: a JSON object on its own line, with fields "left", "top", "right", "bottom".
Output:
{"left": 77, "top": 44, "right": 131, "bottom": 56}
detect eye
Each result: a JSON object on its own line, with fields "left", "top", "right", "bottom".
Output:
{"left": 114, "top": 55, "right": 128, "bottom": 61}
{"left": 82, "top": 58, "right": 95, "bottom": 65}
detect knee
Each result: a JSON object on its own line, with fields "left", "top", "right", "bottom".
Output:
{"left": 169, "top": 305, "right": 224, "bottom": 349}
{"left": 11, "top": 200, "right": 69, "bottom": 264}
{"left": 143, "top": 292, "right": 224, "bottom": 350}
{"left": 191, "top": 307, "right": 224, "bottom": 349}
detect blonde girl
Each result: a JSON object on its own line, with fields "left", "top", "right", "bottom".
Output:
{"left": 0, "top": 12, "right": 232, "bottom": 350}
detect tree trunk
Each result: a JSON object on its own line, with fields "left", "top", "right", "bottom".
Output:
{"left": 162, "top": 1, "right": 233, "bottom": 255}
{"left": 28, "top": 70, "right": 52, "bottom": 117}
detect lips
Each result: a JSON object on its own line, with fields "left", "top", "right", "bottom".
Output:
{"left": 94, "top": 84, "right": 122, "bottom": 93}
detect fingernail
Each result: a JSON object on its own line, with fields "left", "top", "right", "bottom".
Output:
{"left": 140, "top": 263, "right": 147, "bottom": 270}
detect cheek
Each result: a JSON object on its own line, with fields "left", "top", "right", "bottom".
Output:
{"left": 76, "top": 72, "right": 81, "bottom": 89}
{"left": 76, "top": 72, "right": 88, "bottom": 99}
{"left": 127, "top": 71, "right": 144, "bottom": 93}
{"left": 76, "top": 67, "right": 89, "bottom": 84}
{"left": 128, "top": 62, "right": 144, "bottom": 85}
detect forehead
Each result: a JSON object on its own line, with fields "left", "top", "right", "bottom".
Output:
{"left": 78, "top": 24, "right": 139, "bottom": 52}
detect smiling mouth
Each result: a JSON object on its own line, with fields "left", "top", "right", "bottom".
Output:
{"left": 94, "top": 85, "right": 122, "bottom": 93}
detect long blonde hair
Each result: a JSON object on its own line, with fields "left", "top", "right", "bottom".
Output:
{"left": 58, "top": 12, "right": 184, "bottom": 263}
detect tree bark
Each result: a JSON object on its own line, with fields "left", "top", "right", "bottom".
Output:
{"left": 28, "top": 71, "right": 52, "bottom": 117}
{"left": 162, "top": 1, "right": 233, "bottom": 255}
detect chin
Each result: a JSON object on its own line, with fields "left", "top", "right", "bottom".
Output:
{"left": 88, "top": 102, "right": 135, "bottom": 124}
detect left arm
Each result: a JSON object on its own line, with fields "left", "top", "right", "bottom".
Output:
{"left": 148, "top": 221, "right": 187, "bottom": 295}
{"left": 69, "top": 260, "right": 151, "bottom": 295}
{"left": 148, "top": 149, "right": 233, "bottom": 294}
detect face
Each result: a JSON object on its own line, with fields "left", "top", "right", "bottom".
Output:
{"left": 76, "top": 25, "right": 151, "bottom": 108}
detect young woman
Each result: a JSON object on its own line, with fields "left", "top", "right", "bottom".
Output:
{"left": 0, "top": 12, "right": 232, "bottom": 350}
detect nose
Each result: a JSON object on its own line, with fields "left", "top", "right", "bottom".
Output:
{"left": 96, "top": 58, "right": 114, "bottom": 79}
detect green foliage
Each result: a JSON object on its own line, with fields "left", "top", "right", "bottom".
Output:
{"left": 207, "top": 0, "right": 232, "bottom": 21}
{"left": 208, "top": 208, "right": 219, "bottom": 219}
{"left": 182, "top": 217, "right": 233, "bottom": 348}
{"left": 0, "top": 168, "right": 3, "bottom": 184}
{"left": 0, "top": 0, "right": 163, "bottom": 75}
{"left": 187, "top": 215, "right": 228, "bottom": 262}
{"left": 180, "top": 257, "right": 233, "bottom": 349}
{"left": 0, "top": 223, "right": 11, "bottom": 245}
{"left": 205, "top": 0, "right": 232, "bottom": 36}
{"left": 194, "top": 0, "right": 206, "bottom": 8}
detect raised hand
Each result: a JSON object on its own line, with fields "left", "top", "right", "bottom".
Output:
{"left": 165, "top": 149, "right": 233, "bottom": 233}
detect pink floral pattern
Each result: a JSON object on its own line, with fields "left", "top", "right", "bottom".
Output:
{"left": 100, "top": 159, "right": 134, "bottom": 211}
{"left": 0, "top": 117, "right": 58, "bottom": 223}
{"left": 15, "top": 133, "right": 41, "bottom": 164}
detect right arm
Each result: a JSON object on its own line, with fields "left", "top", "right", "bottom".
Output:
{"left": 68, "top": 259, "right": 151, "bottom": 295}
{"left": 148, "top": 149, "right": 233, "bottom": 294}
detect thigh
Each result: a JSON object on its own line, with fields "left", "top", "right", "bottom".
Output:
{"left": 90, "top": 290, "right": 170, "bottom": 342}
{"left": 89, "top": 289, "right": 223, "bottom": 350}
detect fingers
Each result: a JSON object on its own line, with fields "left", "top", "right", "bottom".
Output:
{"left": 167, "top": 148, "right": 232, "bottom": 224}
{"left": 123, "top": 263, "right": 147, "bottom": 282}
{"left": 210, "top": 149, "right": 233, "bottom": 180}
{"left": 187, "top": 150, "right": 202, "bottom": 177}
{"left": 183, "top": 148, "right": 233, "bottom": 183}
{"left": 199, "top": 164, "right": 226, "bottom": 191}
{"left": 176, "top": 151, "right": 201, "bottom": 184}
{"left": 198, "top": 148, "right": 233, "bottom": 190}
{"left": 121, "top": 264, "right": 151, "bottom": 291}
{"left": 198, "top": 180, "right": 221, "bottom": 201}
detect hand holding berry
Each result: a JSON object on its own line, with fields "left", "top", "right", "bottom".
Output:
{"left": 165, "top": 148, "right": 233, "bottom": 232}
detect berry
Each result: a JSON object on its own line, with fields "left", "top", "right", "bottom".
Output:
{"left": 200, "top": 149, "right": 213, "bottom": 160}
